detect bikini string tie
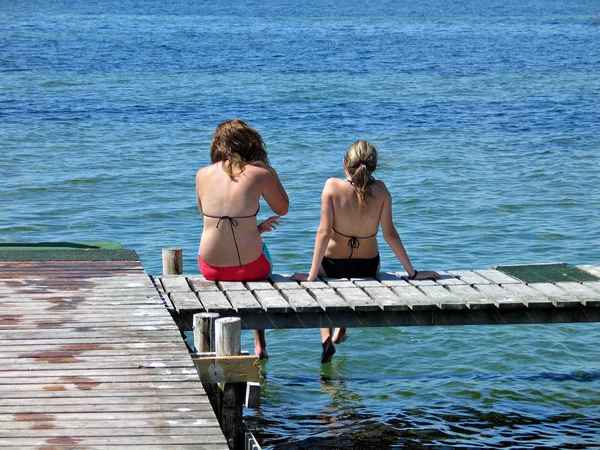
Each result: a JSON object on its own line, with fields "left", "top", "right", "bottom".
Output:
{"left": 215, "top": 216, "right": 242, "bottom": 267}
{"left": 346, "top": 236, "right": 360, "bottom": 258}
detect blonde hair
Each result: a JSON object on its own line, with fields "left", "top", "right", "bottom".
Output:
{"left": 210, "top": 119, "right": 269, "bottom": 180}
{"left": 344, "top": 140, "right": 377, "bottom": 215}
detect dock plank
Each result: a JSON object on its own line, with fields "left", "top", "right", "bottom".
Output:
{"left": 472, "top": 284, "right": 526, "bottom": 309}
{"left": 226, "top": 290, "right": 263, "bottom": 313}
{"left": 475, "top": 269, "right": 523, "bottom": 284}
{"left": 500, "top": 283, "right": 553, "bottom": 308}
{"left": 336, "top": 287, "right": 381, "bottom": 311}
{"left": 554, "top": 282, "right": 600, "bottom": 307}
{"left": 445, "top": 284, "right": 496, "bottom": 309}
{"left": 309, "top": 288, "right": 351, "bottom": 312}
{"left": 448, "top": 270, "right": 493, "bottom": 285}
{"left": 197, "top": 291, "right": 234, "bottom": 313}
{"left": 418, "top": 285, "right": 467, "bottom": 310}
{"left": 253, "top": 289, "right": 294, "bottom": 313}
{"left": 363, "top": 287, "right": 409, "bottom": 311}
{"left": 528, "top": 283, "right": 583, "bottom": 308}
{"left": 280, "top": 289, "right": 321, "bottom": 312}
{"left": 0, "top": 259, "right": 228, "bottom": 449}
{"left": 389, "top": 286, "right": 438, "bottom": 310}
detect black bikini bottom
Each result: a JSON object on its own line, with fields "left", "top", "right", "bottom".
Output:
{"left": 321, "top": 254, "right": 380, "bottom": 279}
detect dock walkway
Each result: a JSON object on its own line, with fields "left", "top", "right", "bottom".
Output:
{"left": 0, "top": 256, "right": 228, "bottom": 449}
{"left": 158, "top": 264, "right": 600, "bottom": 331}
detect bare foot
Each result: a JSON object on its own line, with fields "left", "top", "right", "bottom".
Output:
{"left": 332, "top": 328, "right": 349, "bottom": 344}
{"left": 255, "top": 344, "right": 269, "bottom": 360}
{"left": 321, "top": 336, "right": 336, "bottom": 364}
{"left": 254, "top": 330, "right": 269, "bottom": 360}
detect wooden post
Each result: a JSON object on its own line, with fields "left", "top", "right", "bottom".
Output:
{"left": 162, "top": 248, "right": 183, "bottom": 275}
{"left": 193, "top": 312, "right": 219, "bottom": 353}
{"left": 215, "top": 317, "right": 244, "bottom": 450}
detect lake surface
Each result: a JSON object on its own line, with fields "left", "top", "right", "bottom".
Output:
{"left": 1, "top": 0, "right": 599, "bottom": 448}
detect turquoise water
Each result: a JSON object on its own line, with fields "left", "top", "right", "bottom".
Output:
{"left": 2, "top": 0, "right": 600, "bottom": 447}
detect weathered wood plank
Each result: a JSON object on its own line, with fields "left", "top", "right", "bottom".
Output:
{"left": 388, "top": 286, "right": 438, "bottom": 310}
{"left": 226, "top": 290, "right": 263, "bottom": 313}
{"left": 404, "top": 277, "right": 438, "bottom": 287}
{"left": 475, "top": 269, "right": 523, "bottom": 284}
{"left": 217, "top": 281, "right": 248, "bottom": 291}
{"left": 577, "top": 264, "right": 600, "bottom": 278}
{"left": 300, "top": 280, "right": 329, "bottom": 289}
{"left": 363, "top": 287, "right": 409, "bottom": 311}
{"left": 192, "top": 355, "right": 260, "bottom": 383}
{"left": 336, "top": 287, "right": 381, "bottom": 311}
{"left": 528, "top": 283, "right": 583, "bottom": 308}
{"left": 472, "top": 284, "right": 526, "bottom": 309}
{"left": 159, "top": 275, "right": 191, "bottom": 293}
{"left": 280, "top": 289, "right": 321, "bottom": 312}
{"left": 246, "top": 280, "right": 276, "bottom": 291}
{"left": 434, "top": 272, "right": 468, "bottom": 286}
{"left": 500, "top": 283, "right": 553, "bottom": 308}
{"left": 417, "top": 285, "right": 466, "bottom": 310}
{"left": 323, "top": 279, "right": 355, "bottom": 289}
{"left": 187, "top": 276, "right": 220, "bottom": 292}
{"left": 554, "top": 282, "right": 600, "bottom": 307}
{"left": 351, "top": 278, "right": 382, "bottom": 288}
{"left": 445, "top": 284, "right": 496, "bottom": 309}
{"left": 169, "top": 291, "right": 204, "bottom": 312}
{"left": 197, "top": 291, "right": 234, "bottom": 313}
{"left": 583, "top": 281, "right": 600, "bottom": 296}
{"left": 309, "top": 288, "right": 351, "bottom": 312}
{"left": 252, "top": 289, "right": 293, "bottom": 313}
{"left": 269, "top": 274, "right": 302, "bottom": 290}
{"left": 377, "top": 272, "right": 411, "bottom": 287}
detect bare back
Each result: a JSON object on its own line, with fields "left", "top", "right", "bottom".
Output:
{"left": 196, "top": 162, "right": 270, "bottom": 266}
{"left": 324, "top": 178, "right": 389, "bottom": 259}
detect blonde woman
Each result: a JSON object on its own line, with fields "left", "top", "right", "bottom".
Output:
{"left": 294, "top": 140, "right": 439, "bottom": 363}
{"left": 196, "top": 119, "right": 289, "bottom": 358}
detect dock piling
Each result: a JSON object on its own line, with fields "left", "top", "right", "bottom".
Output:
{"left": 194, "top": 312, "right": 220, "bottom": 352}
{"left": 162, "top": 248, "right": 183, "bottom": 275}
{"left": 216, "top": 317, "right": 245, "bottom": 450}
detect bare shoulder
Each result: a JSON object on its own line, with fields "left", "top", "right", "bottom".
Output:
{"left": 245, "top": 162, "right": 273, "bottom": 179}
{"left": 323, "top": 177, "right": 346, "bottom": 194}
{"left": 372, "top": 180, "right": 391, "bottom": 198}
{"left": 196, "top": 164, "right": 213, "bottom": 181}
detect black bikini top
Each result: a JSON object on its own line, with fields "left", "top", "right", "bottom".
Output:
{"left": 203, "top": 205, "right": 260, "bottom": 267}
{"left": 333, "top": 179, "right": 378, "bottom": 258}
{"left": 332, "top": 227, "right": 378, "bottom": 259}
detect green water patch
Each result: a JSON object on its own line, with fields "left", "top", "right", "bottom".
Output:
{"left": 495, "top": 263, "right": 599, "bottom": 283}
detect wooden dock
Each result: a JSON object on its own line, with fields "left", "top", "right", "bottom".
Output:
{"left": 157, "top": 265, "right": 600, "bottom": 331}
{"left": 0, "top": 257, "right": 229, "bottom": 449}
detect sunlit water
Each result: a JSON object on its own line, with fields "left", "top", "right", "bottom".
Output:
{"left": 1, "top": 0, "right": 599, "bottom": 448}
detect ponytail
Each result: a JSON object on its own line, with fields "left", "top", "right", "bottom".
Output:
{"left": 344, "top": 140, "right": 377, "bottom": 215}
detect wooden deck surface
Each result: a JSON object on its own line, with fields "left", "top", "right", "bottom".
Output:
{"left": 0, "top": 260, "right": 228, "bottom": 449}
{"left": 158, "top": 265, "right": 600, "bottom": 330}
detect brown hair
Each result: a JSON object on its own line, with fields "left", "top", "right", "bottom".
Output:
{"left": 344, "top": 140, "right": 377, "bottom": 215}
{"left": 210, "top": 119, "right": 269, "bottom": 179}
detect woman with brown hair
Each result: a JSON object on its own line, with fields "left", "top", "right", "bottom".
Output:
{"left": 294, "top": 140, "right": 439, "bottom": 363}
{"left": 196, "top": 119, "right": 289, "bottom": 358}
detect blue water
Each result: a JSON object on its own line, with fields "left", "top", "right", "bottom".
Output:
{"left": 2, "top": 0, "right": 600, "bottom": 448}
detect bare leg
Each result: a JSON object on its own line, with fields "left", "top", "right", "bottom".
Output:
{"left": 254, "top": 330, "right": 269, "bottom": 359}
{"left": 320, "top": 328, "right": 336, "bottom": 363}
{"left": 332, "top": 327, "right": 348, "bottom": 344}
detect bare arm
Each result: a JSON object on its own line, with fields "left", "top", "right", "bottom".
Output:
{"left": 380, "top": 186, "right": 439, "bottom": 280}
{"left": 195, "top": 171, "right": 203, "bottom": 215}
{"left": 253, "top": 163, "right": 289, "bottom": 216}
{"left": 307, "top": 181, "right": 335, "bottom": 281}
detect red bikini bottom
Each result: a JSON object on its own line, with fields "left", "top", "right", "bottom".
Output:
{"left": 198, "top": 245, "right": 272, "bottom": 282}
